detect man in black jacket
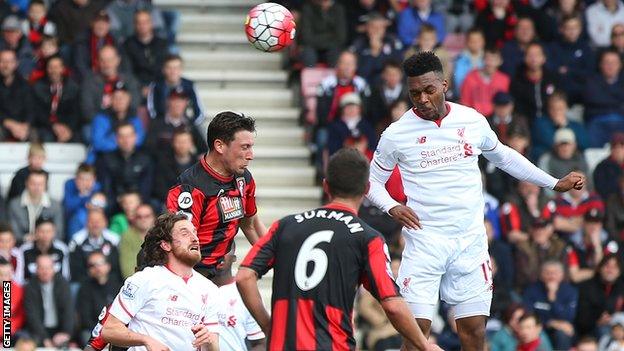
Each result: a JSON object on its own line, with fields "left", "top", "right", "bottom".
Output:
{"left": 24, "top": 254, "right": 74, "bottom": 347}
{"left": 0, "top": 49, "right": 33, "bottom": 141}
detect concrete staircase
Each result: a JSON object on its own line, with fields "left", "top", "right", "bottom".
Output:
{"left": 153, "top": 0, "right": 321, "bottom": 305}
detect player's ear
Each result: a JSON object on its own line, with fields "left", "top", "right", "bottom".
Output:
{"left": 159, "top": 240, "right": 172, "bottom": 252}
{"left": 322, "top": 179, "right": 330, "bottom": 198}
{"left": 442, "top": 79, "right": 448, "bottom": 93}
{"left": 365, "top": 181, "right": 371, "bottom": 195}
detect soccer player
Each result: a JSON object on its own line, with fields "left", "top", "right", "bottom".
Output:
{"left": 237, "top": 149, "right": 442, "bottom": 351}
{"left": 167, "top": 111, "right": 266, "bottom": 278}
{"left": 367, "top": 51, "right": 585, "bottom": 351}
{"left": 211, "top": 242, "right": 266, "bottom": 351}
{"left": 100, "top": 213, "right": 221, "bottom": 350}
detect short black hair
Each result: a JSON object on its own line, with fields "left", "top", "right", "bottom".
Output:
{"left": 27, "top": 169, "right": 48, "bottom": 181}
{"left": 599, "top": 48, "right": 621, "bottom": 64}
{"left": 114, "top": 120, "right": 135, "bottom": 134}
{"left": 402, "top": 52, "right": 443, "bottom": 78}
{"left": 519, "top": 311, "right": 541, "bottom": 326}
{"left": 164, "top": 54, "right": 183, "bottom": 65}
{"left": 326, "top": 148, "right": 370, "bottom": 198}
{"left": 206, "top": 111, "right": 256, "bottom": 151}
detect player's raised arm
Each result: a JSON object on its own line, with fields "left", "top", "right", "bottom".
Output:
{"left": 101, "top": 314, "right": 169, "bottom": 350}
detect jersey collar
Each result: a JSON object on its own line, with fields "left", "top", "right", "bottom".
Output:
{"left": 323, "top": 202, "right": 358, "bottom": 216}
{"left": 201, "top": 155, "right": 234, "bottom": 182}
{"left": 164, "top": 264, "right": 193, "bottom": 284}
{"left": 412, "top": 102, "right": 452, "bottom": 127}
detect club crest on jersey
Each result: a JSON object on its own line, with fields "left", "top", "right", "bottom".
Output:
{"left": 219, "top": 196, "right": 244, "bottom": 222}
{"left": 457, "top": 127, "right": 465, "bottom": 138}
{"left": 201, "top": 294, "right": 208, "bottom": 305}
{"left": 236, "top": 177, "right": 246, "bottom": 197}
{"left": 122, "top": 282, "right": 139, "bottom": 300}
{"left": 401, "top": 277, "right": 411, "bottom": 293}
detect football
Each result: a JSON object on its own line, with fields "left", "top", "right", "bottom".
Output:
{"left": 244, "top": 2, "right": 296, "bottom": 52}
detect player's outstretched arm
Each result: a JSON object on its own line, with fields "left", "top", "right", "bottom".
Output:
{"left": 101, "top": 314, "right": 170, "bottom": 351}
{"left": 240, "top": 214, "right": 267, "bottom": 244}
{"left": 236, "top": 267, "right": 271, "bottom": 335}
{"left": 381, "top": 297, "right": 443, "bottom": 351}
{"left": 553, "top": 171, "right": 585, "bottom": 192}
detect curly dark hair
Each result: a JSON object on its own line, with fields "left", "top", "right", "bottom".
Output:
{"left": 206, "top": 111, "right": 256, "bottom": 151}
{"left": 141, "top": 212, "right": 188, "bottom": 267}
{"left": 402, "top": 51, "right": 444, "bottom": 78}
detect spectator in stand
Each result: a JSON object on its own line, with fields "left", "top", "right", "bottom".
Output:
{"left": 28, "top": 35, "right": 63, "bottom": 84}
{"left": 48, "top": 0, "right": 110, "bottom": 45}
{"left": 586, "top": 0, "right": 624, "bottom": 47}
{"left": 95, "top": 122, "right": 153, "bottom": 206}
{"left": 510, "top": 42, "right": 560, "bottom": 123}
{"left": 514, "top": 215, "right": 567, "bottom": 290}
{"left": 459, "top": 46, "right": 509, "bottom": 117}
{"left": 523, "top": 260, "right": 577, "bottom": 350}
{"left": 500, "top": 16, "right": 536, "bottom": 78}
{"left": 0, "top": 224, "right": 24, "bottom": 285}
{"left": 76, "top": 250, "right": 122, "bottom": 345}
{"left": 538, "top": 128, "right": 588, "bottom": 180}
{"left": 80, "top": 45, "right": 140, "bottom": 131}
{"left": 327, "top": 92, "right": 377, "bottom": 158}
{"left": 106, "top": 0, "right": 165, "bottom": 41}
{"left": 119, "top": 203, "right": 153, "bottom": 278}
{"left": 583, "top": 49, "right": 624, "bottom": 148}
{"left": 151, "top": 127, "right": 199, "bottom": 206}
{"left": 487, "top": 92, "right": 528, "bottom": 145}
{"left": 22, "top": 0, "right": 56, "bottom": 52}
{"left": 489, "top": 303, "right": 554, "bottom": 351}
{"left": 32, "top": 55, "right": 81, "bottom": 143}
{"left": 344, "top": 0, "right": 392, "bottom": 42}
{"left": 552, "top": 175, "right": 603, "bottom": 243}
{"left": 8, "top": 171, "right": 63, "bottom": 243}
{"left": 575, "top": 336, "right": 599, "bottom": 351}
{"left": 567, "top": 208, "right": 609, "bottom": 283}
{"left": 24, "top": 254, "right": 74, "bottom": 348}
{"left": 64, "top": 163, "right": 102, "bottom": 239}
{"left": 0, "top": 15, "right": 34, "bottom": 77}
{"left": 516, "top": 313, "right": 552, "bottom": 351}
{"left": 0, "top": 49, "right": 33, "bottom": 142}
{"left": 7, "top": 142, "right": 47, "bottom": 201}
{"left": 594, "top": 133, "right": 624, "bottom": 201}
{"left": 299, "top": 0, "right": 348, "bottom": 67}
{"left": 606, "top": 174, "right": 624, "bottom": 239}
{"left": 546, "top": 15, "right": 593, "bottom": 105}
{"left": 576, "top": 254, "right": 624, "bottom": 338}
{"left": 498, "top": 180, "right": 552, "bottom": 244}
{"left": 144, "top": 86, "right": 206, "bottom": 156}
{"left": 146, "top": 54, "right": 204, "bottom": 125}
{"left": 474, "top": 0, "right": 518, "bottom": 48}
{"left": 69, "top": 208, "right": 120, "bottom": 283}
{"left": 531, "top": 91, "right": 589, "bottom": 161}
{"left": 487, "top": 216, "right": 514, "bottom": 289}
{"left": 123, "top": 10, "right": 167, "bottom": 95}
{"left": 108, "top": 190, "right": 141, "bottom": 236}
{"left": 598, "top": 313, "right": 624, "bottom": 351}
{"left": 350, "top": 12, "right": 403, "bottom": 85}
{"left": 73, "top": 11, "right": 123, "bottom": 82}
{"left": 608, "top": 24, "right": 624, "bottom": 61}
{"left": 402, "top": 23, "right": 452, "bottom": 86}
{"left": 367, "top": 60, "right": 407, "bottom": 130}
{"left": 20, "top": 217, "right": 70, "bottom": 281}
{"left": 396, "top": 0, "right": 445, "bottom": 47}
{"left": 453, "top": 28, "right": 485, "bottom": 98}
{"left": 90, "top": 80, "right": 145, "bottom": 154}
{"left": 0, "top": 257, "right": 24, "bottom": 339}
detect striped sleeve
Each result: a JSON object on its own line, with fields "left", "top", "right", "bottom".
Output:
{"left": 361, "top": 236, "right": 400, "bottom": 300}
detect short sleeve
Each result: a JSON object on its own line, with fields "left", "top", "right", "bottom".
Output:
{"left": 360, "top": 236, "right": 400, "bottom": 301}
{"left": 478, "top": 117, "right": 500, "bottom": 152}
{"left": 109, "top": 272, "right": 149, "bottom": 324}
{"left": 244, "top": 309, "right": 265, "bottom": 341}
{"left": 371, "top": 132, "right": 398, "bottom": 173}
{"left": 202, "top": 287, "right": 221, "bottom": 333}
{"left": 244, "top": 177, "right": 257, "bottom": 217}
{"left": 240, "top": 220, "right": 281, "bottom": 277}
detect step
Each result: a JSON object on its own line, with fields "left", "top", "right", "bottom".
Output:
{"left": 154, "top": 0, "right": 262, "bottom": 12}
{"left": 181, "top": 51, "right": 282, "bottom": 70}
{"left": 200, "top": 89, "right": 293, "bottom": 109}
{"left": 257, "top": 204, "right": 314, "bottom": 224}
{"left": 253, "top": 126, "right": 304, "bottom": 146}
{"left": 188, "top": 70, "right": 287, "bottom": 89}
{"left": 248, "top": 166, "right": 315, "bottom": 187}
{"left": 205, "top": 108, "right": 299, "bottom": 123}
{"left": 178, "top": 32, "right": 254, "bottom": 51}
{"left": 180, "top": 13, "right": 244, "bottom": 33}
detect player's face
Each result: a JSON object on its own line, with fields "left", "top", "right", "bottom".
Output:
{"left": 170, "top": 220, "right": 201, "bottom": 266}
{"left": 222, "top": 130, "right": 254, "bottom": 176}
{"left": 407, "top": 71, "right": 448, "bottom": 120}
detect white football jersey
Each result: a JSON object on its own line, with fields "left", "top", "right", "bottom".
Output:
{"left": 371, "top": 102, "right": 499, "bottom": 238}
{"left": 108, "top": 265, "right": 221, "bottom": 351}
{"left": 217, "top": 282, "right": 265, "bottom": 351}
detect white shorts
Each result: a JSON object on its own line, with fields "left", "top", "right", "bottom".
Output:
{"left": 397, "top": 230, "right": 493, "bottom": 321}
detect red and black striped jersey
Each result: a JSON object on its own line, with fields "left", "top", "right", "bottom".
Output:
{"left": 241, "top": 203, "right": 400, "bottom": 351}
{"left": 166, "top": 156, "right": 257, "bottom": 269}
{"left": 86, "top": 304, "right": 127, "bottom": 351}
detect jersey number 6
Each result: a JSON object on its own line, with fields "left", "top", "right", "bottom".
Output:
{"left": 294, "top": 230, "right": 335, "bottom": 291}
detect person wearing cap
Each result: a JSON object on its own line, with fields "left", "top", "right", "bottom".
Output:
{"left": 538, "top": 127, "right": 589, "bottom": 180}
{"left": 460, "top": 46, "right": 510, "bottom": 117}
{"left": 327, "top": 91, "right": 377, "bottom": 157}
{"left": 522, "top": 259, "right": 578, "bottom": 350}
{"left": 487, "top": 91, "right": 530, "bottom": 146}
{"left": 0, "top": 15, "right": 34, "bottom": 77}
{"left": 90, "top": 79, "right": 145, "bottom": 154}
{"left": 594, "top": 132, "right": 624, "bottom": 201}
{"left": 0, "top": 48, "right": 33, "bottom": 141}
{"left": 515, "top": 213, "right": 567, "bottom": 291}
{"left": 531, "top": 91, "right": 589, "bottom": 161}
{"left": 145, "top": 86, "right": 207, "bottom": 156}
{"left": 567, "top": 208, "right": 610, "bottom": 283}
{"left": 349, "top": 11, "right": 403, "bottom": 84}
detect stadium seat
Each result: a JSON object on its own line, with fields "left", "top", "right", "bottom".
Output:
{"left": 585, "top": 146, "right": 611, "bottom": 176}
{"left": 44, "top": 143, "right": 87, "bottom": 163}
{"left": 300, "top": 67, "right": 335, "bottom": 126}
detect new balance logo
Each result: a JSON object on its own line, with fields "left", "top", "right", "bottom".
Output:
{"left": 416, "top": 136, "right": 427, "bottom": 144}
{"left": 169, "top": 295, "right": 178, "bottom": 301}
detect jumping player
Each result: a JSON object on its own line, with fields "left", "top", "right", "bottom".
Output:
{"left": 237, "top": 148, "right": 442, "bottom": 351}
{"left": 167, "top": 111, "right": 266, "bottom": 278}
{"left": 101, "top": 213, "right": 221, "bottom": 350}
{"left": 367, "top": 52, "right": 584, "bottom": 351}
